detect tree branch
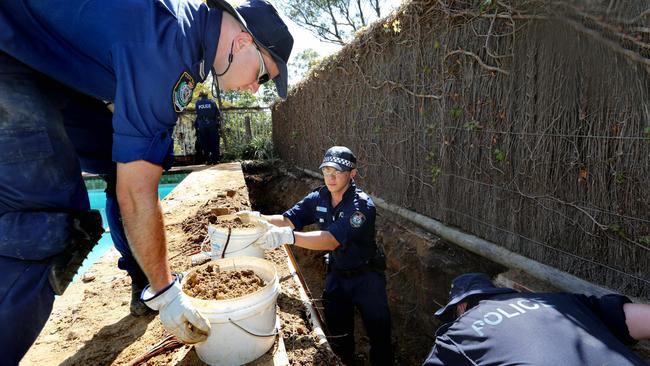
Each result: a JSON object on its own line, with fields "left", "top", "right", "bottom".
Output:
{"left": 444, "top": 49, "right": 511, "bottom": 75}
{"left": 356, "top": 0, "right": 366, "bottom": 27}
{"left": 291, "top": 4, "right": 345, "bottom": 44}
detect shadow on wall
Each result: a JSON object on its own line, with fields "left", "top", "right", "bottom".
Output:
{"left": 243, "top": 160, "right": 505, "bottom": 365}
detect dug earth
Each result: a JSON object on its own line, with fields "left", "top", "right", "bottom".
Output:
{"left": 183, "top": 265, "right": 266, "bottom": 300}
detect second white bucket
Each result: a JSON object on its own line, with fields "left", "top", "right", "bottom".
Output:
{"left": 208, "top": 215, "right": 266, "bottom": 259}
{"left": 185, "top": 256, "right": 279, "bottom": 366}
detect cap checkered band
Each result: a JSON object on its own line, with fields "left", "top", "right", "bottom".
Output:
{"left": 322, "top": 156, "right": 355, "bottom": 169}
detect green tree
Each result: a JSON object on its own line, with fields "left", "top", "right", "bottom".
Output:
{"left": 289, "top": 48, "right": 322, "bottom": 82}
{"left": 221, "top": 84, "right": 279, "bottom": 107}
{"left": 189, "top": 81, "right": 213, "bottom": 109}
{"left": 196, "top": 73, "right": 278, "bottom": 108}
{"left": 259, "top": 83, "right": 279, "bottom": 106}
{"left": 280, "top": 0, "right": 391, "bottom": 45}
{"left": 222, "top": 90, "right": 258, "bottom": 107}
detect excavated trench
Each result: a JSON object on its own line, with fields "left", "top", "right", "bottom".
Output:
{"left": 243, "top": 161, "right": 506, "bottom": 365}
{"left": 22, "top": 161, "right": 646, "bottom": 365}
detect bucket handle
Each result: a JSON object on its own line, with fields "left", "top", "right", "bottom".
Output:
{"left": 210, "top": 226, "right": 264, "bottom": 257}
{"left": 222, "top": 232, "right": 265, "bottom": 255}
{"left": 221, "top": 227, "right": 232, "bottom": 259}
{"left": 228, "top": 318, "right": 278, "bottom": 338}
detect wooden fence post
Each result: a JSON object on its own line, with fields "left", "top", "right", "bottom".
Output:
{"left": 244, "top": 115, "right": 252, "bottom": 143}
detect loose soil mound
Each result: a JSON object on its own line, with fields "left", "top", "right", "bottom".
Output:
{"left": 183, "top": 264, "right": 266, "bottom": 300}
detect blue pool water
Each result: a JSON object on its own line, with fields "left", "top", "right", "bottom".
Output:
{"left": 73, "top": 183, "right": 177, "bottom": 281}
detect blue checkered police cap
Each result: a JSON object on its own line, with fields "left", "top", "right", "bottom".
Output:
{"left": 319, "top": 146, "right": 357, "bottom": 172}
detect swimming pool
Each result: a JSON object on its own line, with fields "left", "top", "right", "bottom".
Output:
{"left": 73, "top": 182, "right": 180, "bottom": 282}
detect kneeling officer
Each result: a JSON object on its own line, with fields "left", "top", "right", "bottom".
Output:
{"left": 423, "top": 273, "right": 650, "bottom": 366}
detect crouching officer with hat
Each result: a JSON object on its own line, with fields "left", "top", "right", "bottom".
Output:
{"left": 237, "top": 146, "right": 394, "bottom": 365}
{"left": 0, "top": 0, "right": 293, "bottom": 363}
{"left": 423, "top": 273, "right": 650, "bottom": 366}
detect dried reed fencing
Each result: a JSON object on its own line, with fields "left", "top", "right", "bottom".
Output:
{"left": 273, "top": 0, "right": 650, "bottom": 298}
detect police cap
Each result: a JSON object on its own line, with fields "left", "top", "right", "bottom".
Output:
{"left": 319, "top": 146, "right": 357, "bottom": 172}
{"left": 435, "top": 273, "right": 517, "bottom": 321}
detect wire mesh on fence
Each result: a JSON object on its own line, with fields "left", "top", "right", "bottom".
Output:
{"left": 272, "top": 0, "right": 650, "bottom": 298}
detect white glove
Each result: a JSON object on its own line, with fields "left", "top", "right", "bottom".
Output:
{"left": 234, "top": 210, "right": 262, "bottom": 223}
{"left": 256, "top": 222, "right": 295, "bottom": 250}
{"left": 142, "top": 274, "right": 211, "bottom": 344}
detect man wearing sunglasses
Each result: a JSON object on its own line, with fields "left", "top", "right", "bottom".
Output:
{"left": 237, "top": 146, "right": 395, "bottom": 365}
{"left": 0, "top": 0, "right": 293, "bottom": 363}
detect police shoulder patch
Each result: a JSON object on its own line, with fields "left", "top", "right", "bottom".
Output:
{"left": 172, "top": 71, "right": 196, "bottom": 112}
{"left": 350, "top": 211, "right": 366, "bottom": 228}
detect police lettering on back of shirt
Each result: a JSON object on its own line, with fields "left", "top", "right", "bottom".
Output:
{"left": 466, "top": 296, "right": 553, "bottom": 336}
{"left": 196, "top": 96, "right": 218, "bottom": 120}
{"left": 428, "top": 292, "right": 646, "bottom": 366}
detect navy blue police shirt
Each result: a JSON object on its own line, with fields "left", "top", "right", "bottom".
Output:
{"left": 423, "top": 292, "right": 646, "bottom": 366}
{"left": 0, "top": 0, "right": 222, "bottom": 169}
{"left": 283, "top": 180, "right": 378, "bottom": 271}
{"left": 196, "top": 97, "right": 219, "bottom": 120}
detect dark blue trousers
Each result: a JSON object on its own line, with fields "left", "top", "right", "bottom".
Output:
{"left": 323, "top": 271, "right": 394, "bottom": 366}
{"left": 195, "top": 117, "right": 220, "bottom": 164}
{"left": 0, "top": 53, "right": 145, "bottom": 364}
{"left": 0, "top": 52, "right": 89, "bottom": 365}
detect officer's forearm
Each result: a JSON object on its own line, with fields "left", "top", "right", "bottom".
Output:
{"left": 294, "top": 231, "right": 339, "bottom": 251}
{"left": 117, "top": 161, "right": 173, "bottom": 292}
{"left": 624, "top": 303, "right": 650, "bottom": 340}
{"left": 262, "top": 214, "right": 294, "bottom": 228}
{"left": 120, "top": 196, "right": 172, "bottom": 292}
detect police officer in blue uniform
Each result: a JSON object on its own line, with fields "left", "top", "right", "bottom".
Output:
{"left": 0, "top": 0, "right": 293, "bottom": 363}
{"left": 423, "top": 273, "right": 650, "bottom": 366}
{"left": 239, "top": 146, "right": 394, "bottom": 366}
{"left": 194, "top": 92, "right": 221, "bottom": 164}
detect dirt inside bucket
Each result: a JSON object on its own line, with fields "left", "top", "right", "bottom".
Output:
{"left": 183, "top": 263, "right": 266, "bottom": 300}
{"left": 216, "top": 216, "right": 258, "bottom": 229}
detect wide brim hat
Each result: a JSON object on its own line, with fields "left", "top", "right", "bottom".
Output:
{"left": 208, "top": 0, "right": 293, "bottom": 98}
{"left": 434, "top": 273, "right": 517, "bottom": 322}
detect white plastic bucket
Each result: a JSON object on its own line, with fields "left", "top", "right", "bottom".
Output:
{"left": 184, "top": 256, "right": 279, "bottom": 366}
{"left": 208, "top": 215, "right": 266, "bottom": 259}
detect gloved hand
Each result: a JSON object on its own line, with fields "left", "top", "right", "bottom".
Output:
{"left": 256, "top": 222, "right": 295, "bottom": 250}
{"left": 142, "top": 274, "right": 211, "bottom": 344}
{"left": 234, "top": 210, "right": 263, "bottom": 224}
